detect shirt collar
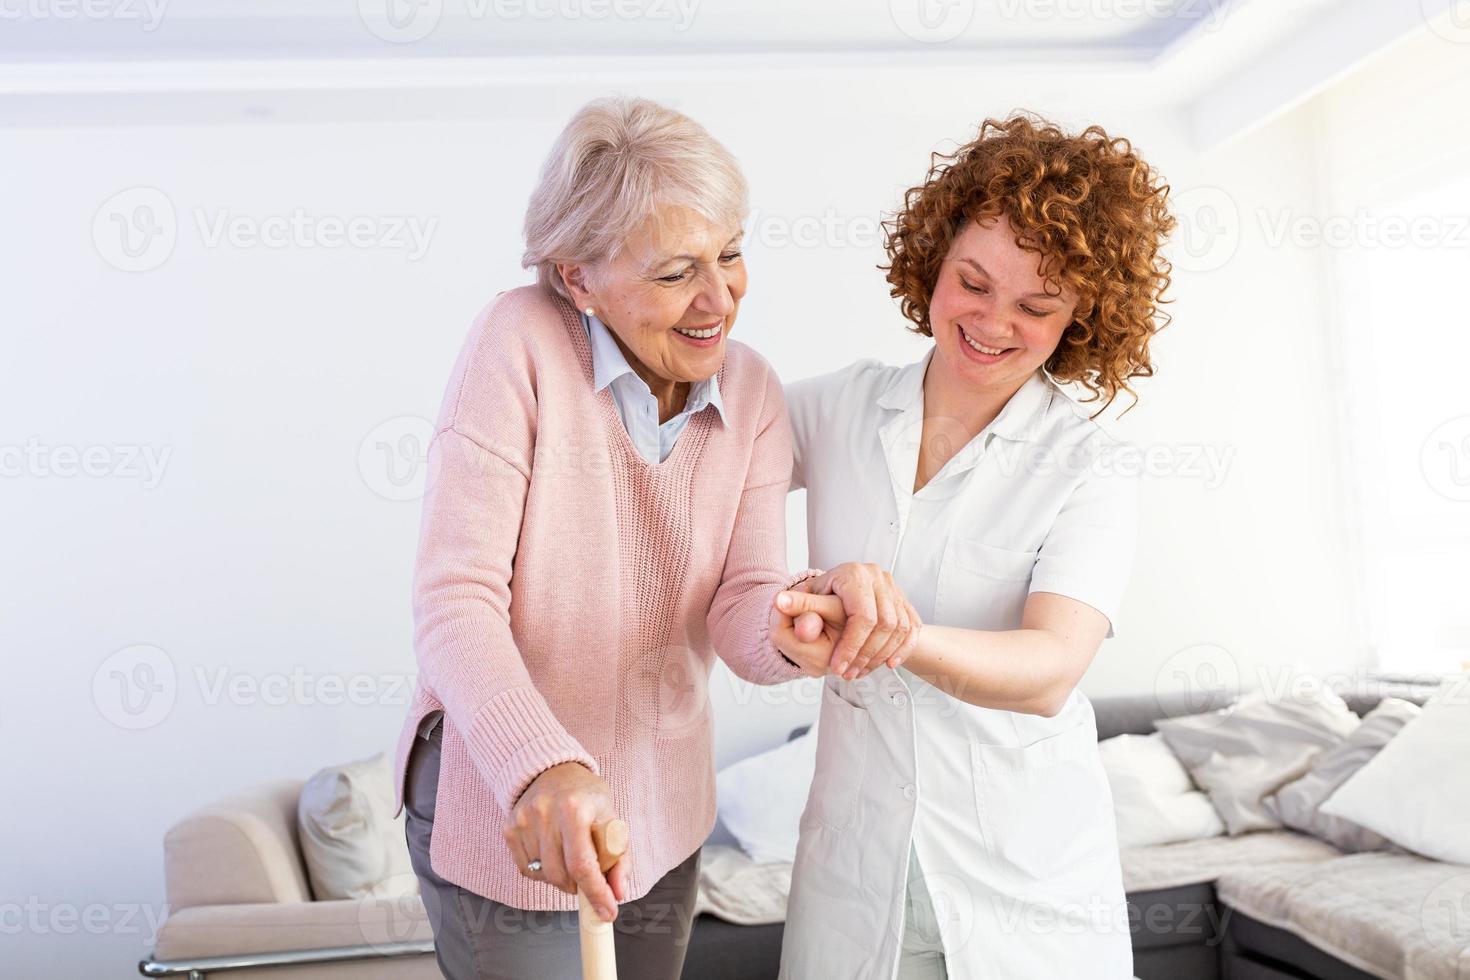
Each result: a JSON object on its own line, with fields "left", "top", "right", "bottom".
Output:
{"left": 583, "top": 311, "right": 725, "bottom": 424}
{"left": 878, "top": 345, "right": 1054, "bottom": 446}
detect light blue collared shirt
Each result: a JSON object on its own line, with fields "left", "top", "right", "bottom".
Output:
{"left": 583, "top": 311, "right": 724, "bottom": 463}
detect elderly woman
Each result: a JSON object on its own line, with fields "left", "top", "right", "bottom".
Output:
{"left": 390, "top": 97, "right": 919, "bottom": 980}
{"left": 773, "top": 114, "right": 1175, "bottom": 979}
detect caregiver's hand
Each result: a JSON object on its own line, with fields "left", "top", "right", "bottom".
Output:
{"left": 505, "top": 762, "right": 626, "bottom": 922}
{"left": 782, "top": 564, "right": 922, "bottom": 680}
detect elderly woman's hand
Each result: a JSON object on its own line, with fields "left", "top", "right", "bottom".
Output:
{"left": 770, "top": 592, "right": 840, "bottom": 676}
{"left": 503, "top": 763, "right": 627, "bottom": 922}
{"left": 784, "top": 564, "right": 923, "bottom": 680}
{"left": 772, "top": 568, "right": 922, "bottom": 680}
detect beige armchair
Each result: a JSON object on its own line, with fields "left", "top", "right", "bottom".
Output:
{"left": 140, "top": 778, "right": 438, "bottom": 979}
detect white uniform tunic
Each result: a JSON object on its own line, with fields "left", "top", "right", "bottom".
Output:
{"left": 777, "top": 350, "right": 1139, "bottom": 980}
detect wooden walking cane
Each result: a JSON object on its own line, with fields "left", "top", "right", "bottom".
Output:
{"left": 578, "top": 818, "right": 629, "bottom": 980}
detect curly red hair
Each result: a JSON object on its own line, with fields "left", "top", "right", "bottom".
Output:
{"left": 882, "top": 112, "right": 1175, "bottom": 414}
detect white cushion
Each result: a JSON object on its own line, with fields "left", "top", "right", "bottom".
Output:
{"left": 716, "top": 728, "right": 817, "bottom": 865}
{"left": 297, "top": 752, "right": 418, "bottom": 901}
{"left": 1319, "top": 676, "right": 1470, "bottom": 865}
{"left": 1097, "top": 732, "right": 1225, "bottom": 847}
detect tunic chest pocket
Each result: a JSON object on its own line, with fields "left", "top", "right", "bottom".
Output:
{"left": 800, "top": 682, "right": 869, "bottom": 833}
{"left": 947, "top": 537, "right": 1038, "bottom": 579}
{"left": 935, "top": 538, "right": 1039, "bottom": 629}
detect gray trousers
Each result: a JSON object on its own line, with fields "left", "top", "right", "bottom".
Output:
{"left": 403, "top": 720, "right": 702, "bottom": 980}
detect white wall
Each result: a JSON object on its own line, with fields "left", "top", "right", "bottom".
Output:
{"left": 1, "top": 67, "right": 1365, "bottom": 975}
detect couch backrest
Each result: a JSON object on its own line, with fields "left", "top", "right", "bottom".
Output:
{"left": 786, "top": 679, "right": 1445, "bottom": 745}
{"left": 163, "top": 778, "right": 315, "bottom": 910}
{"left": 1090, "top": 678, "right": 1443, "bottom": 741}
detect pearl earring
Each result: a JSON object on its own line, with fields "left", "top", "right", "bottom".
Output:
{"left": 584, "top": 307, "right": 595, "bottom": 317}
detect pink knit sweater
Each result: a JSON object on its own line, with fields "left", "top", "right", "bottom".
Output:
{"left": 390, "top": 285, "right": 808, "bottom": 911}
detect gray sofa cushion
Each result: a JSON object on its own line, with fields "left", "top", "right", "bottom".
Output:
{"left": 1121, "top": 830, "right": 1341, "bottom": 893}
{"left": 1216, "top": 851, "right": 1470, "bottom": 980}
{"left": 1154, "top": 690, "right": 1360, "bottom": 835}
{"left": 1264, "top": 697, "right": 1420, "bottom": 853}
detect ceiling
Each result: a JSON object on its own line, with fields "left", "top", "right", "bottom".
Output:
{"left": 0, "top": 0, "right": 1459, "bottom": 147}
{"left": 0, "top": 0, "right": 1346, "bottom": 64}
{"left": 4, "top": 0, "right": 1261, "bottom": 60}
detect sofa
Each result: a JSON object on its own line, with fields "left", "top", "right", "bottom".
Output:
{"left": 140, "top": 776, "right": 437, "bottom": 980}
{"left": 1089, "top": 681, "right": 1458, "bottom": 980}
{"left": 141, "top": 679, "right": 1459, "bottom": 980}
{"left": 686, "top": 679, "right": 1464, "bottom": 980}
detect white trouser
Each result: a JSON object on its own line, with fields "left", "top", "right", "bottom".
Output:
{"left": 896, "top": 842, "right": 948, "bottom": 980}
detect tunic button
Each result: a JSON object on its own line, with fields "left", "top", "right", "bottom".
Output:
{"left": 888, "top": 520, "right": 899, "bottom": 532}
{"left": 890, "top": 692, "right": 908, "bottom": 707}
{"left": 902, "top": 783, "right": 917, "bottom": 802}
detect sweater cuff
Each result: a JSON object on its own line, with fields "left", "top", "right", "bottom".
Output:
{"left": 461, "top": 686, "right": 600, "bottom": 815}
{"left": 772, "top": 568, "right": 827, "bottom": 675}
{"left": 785, "top": 567, "right": 825, "bottom": 591}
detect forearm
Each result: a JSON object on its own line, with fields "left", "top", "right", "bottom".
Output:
{"left": 902, "top": 625, "right": 1075, "bottom": 716}
{"left": 414, "top": 428, "right": 598, "bottom": 812}
{"left": 710, "top": 567, "right": 810, "bottom": 685}
{"left": 708, "top": 373, "right": 808, "bottom": 686}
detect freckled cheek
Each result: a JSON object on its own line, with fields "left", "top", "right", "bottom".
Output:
{"left": 929, "top": 281, "right": 974, "bottom": 326}
{"left": 1023, "top": 319, "right": 1070, "bottom": 356}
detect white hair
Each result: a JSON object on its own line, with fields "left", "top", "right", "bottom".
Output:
{"left": 522, "top": 96, "right": 749, "bottom": 300}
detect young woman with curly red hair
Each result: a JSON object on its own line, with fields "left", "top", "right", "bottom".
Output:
{"left": 774, "top": 113, "right": 1175, "bottom": 980}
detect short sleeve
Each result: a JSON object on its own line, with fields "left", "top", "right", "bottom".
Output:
{"left": 785, "top": 359, "right": 881, "bottom": 493}
{"left": 784, "top": 374, "right": 823, "bottom": 493}
{"left": 1027, "top": 441, "right": 1140, "bottom": 639}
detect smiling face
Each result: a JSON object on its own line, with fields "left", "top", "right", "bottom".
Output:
{"left": 927, "top": 215, "right": 1079, "bottom": 397}
{"left": 559, "top": 205, "right": 746, "bottom": 388}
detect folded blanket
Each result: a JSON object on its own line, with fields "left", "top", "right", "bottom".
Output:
{"left": 693, "top": 845, "right": 792, "bottom": 925}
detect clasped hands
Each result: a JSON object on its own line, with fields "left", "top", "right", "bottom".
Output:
{"left": 769, "top": 563, "right": 923, "bottom": 681}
